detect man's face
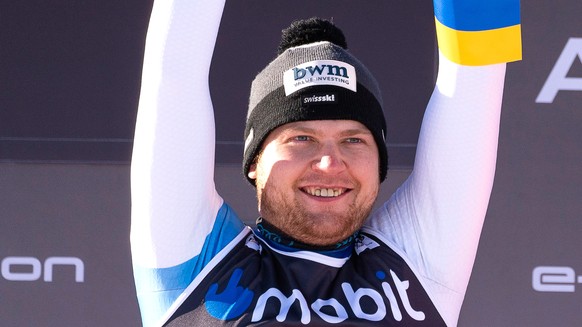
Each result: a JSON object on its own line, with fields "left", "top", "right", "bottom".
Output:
{"left": 248, "top": 120, "right": 380, "bottom": 247}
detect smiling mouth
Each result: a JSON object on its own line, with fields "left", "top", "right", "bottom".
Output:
{"left": 302, "top": 187, "right": 348, "bottom": 198}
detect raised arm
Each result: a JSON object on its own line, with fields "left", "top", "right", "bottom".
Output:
{"left": 130, "top": 0, "right": 241, "bottom": 325}
{"left": 131, "top": 0, "right": 225, "bottom": 271}
{"left": 366, "top": 0, "right": 521, "bottom": 325}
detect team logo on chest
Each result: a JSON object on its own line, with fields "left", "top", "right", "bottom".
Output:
{"left": 204, "top": 265, "right": 426, "bottom": 323}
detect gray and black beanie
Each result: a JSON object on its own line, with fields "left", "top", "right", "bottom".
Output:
{"left": 243, "top": 18, "right": 388, "bottom": 185}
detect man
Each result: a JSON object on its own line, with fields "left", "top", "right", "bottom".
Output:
{"left": 131, "top": 0, "right": 521, "bottom": 326}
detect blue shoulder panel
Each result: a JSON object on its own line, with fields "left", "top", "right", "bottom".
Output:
{"left": 134, "top": 203, "right": 246, "bottom": 326}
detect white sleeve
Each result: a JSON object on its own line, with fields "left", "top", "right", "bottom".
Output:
{"left": 367, "top": 52, "right": 507, "bottom": 325}
{"left": 130, "top": 0, "right": 226, "bottom": 269}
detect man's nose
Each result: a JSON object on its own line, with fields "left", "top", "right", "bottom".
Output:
{"left": 312, "top": 145, "right": 346, "bottom": 173}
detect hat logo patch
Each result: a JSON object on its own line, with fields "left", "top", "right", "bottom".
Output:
{"left": 284, "top": 60, "right": 357, "bottom": 96}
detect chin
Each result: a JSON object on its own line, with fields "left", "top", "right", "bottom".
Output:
{"left": 258, "top": 186, "right": 374, "bottom": 247}
{"left": 302, "top": 217, "right": 362, "bottom": 245}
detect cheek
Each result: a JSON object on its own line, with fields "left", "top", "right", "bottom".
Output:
{"left": 257, "top": 158, "right": 295, "bottom": 185}
{"left": 254, "top": 153, "right": 286, "bottom": 188}
{"left": 258, "top": 145, "right": 308, "bottom": 176}
{"left": 348, "top": 149, "right": 379, "bottom": 175}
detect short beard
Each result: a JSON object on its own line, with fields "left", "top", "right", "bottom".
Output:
{"left": 256, "top": 177, "right": 377, "bottom": 247}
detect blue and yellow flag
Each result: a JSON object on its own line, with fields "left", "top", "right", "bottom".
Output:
{"left": 434, "top": 0, "right": 522, "bottom": 66}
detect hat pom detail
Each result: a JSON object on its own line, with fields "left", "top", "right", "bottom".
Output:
{"left": 277, "top": 17, "right": 347, "bottom": 55}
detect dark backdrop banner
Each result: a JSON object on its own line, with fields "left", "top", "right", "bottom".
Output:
{"left": 1, "top": 1, "right": 581, "bottom": 326}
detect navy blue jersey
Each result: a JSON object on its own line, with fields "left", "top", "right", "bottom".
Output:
{"left": 165, "top": 229, "right": 446, "bottom": 326}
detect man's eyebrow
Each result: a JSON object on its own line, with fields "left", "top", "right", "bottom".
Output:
{"left": 338, "top": 128, "right": 374, "bottom": 138}
{"left": 282, "top": 126, "right": 373, "bottom": 137}
{"left": 282, "top": 126, "right": 317, "bottom": 134}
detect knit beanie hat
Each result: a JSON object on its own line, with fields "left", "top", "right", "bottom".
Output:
{"left": 243, "top": 18, "right": 388, "bottom": 185}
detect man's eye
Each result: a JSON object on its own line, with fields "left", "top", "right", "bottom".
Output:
{"left": 345, "top": 138, "right": 363, "bottom": 143}
{"left": 293, "top": 135, "right": 311, "bottom": 142}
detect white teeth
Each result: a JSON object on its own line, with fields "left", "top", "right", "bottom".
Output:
{"left": 306, "top": 187, "right": 344, "bottom": 197}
